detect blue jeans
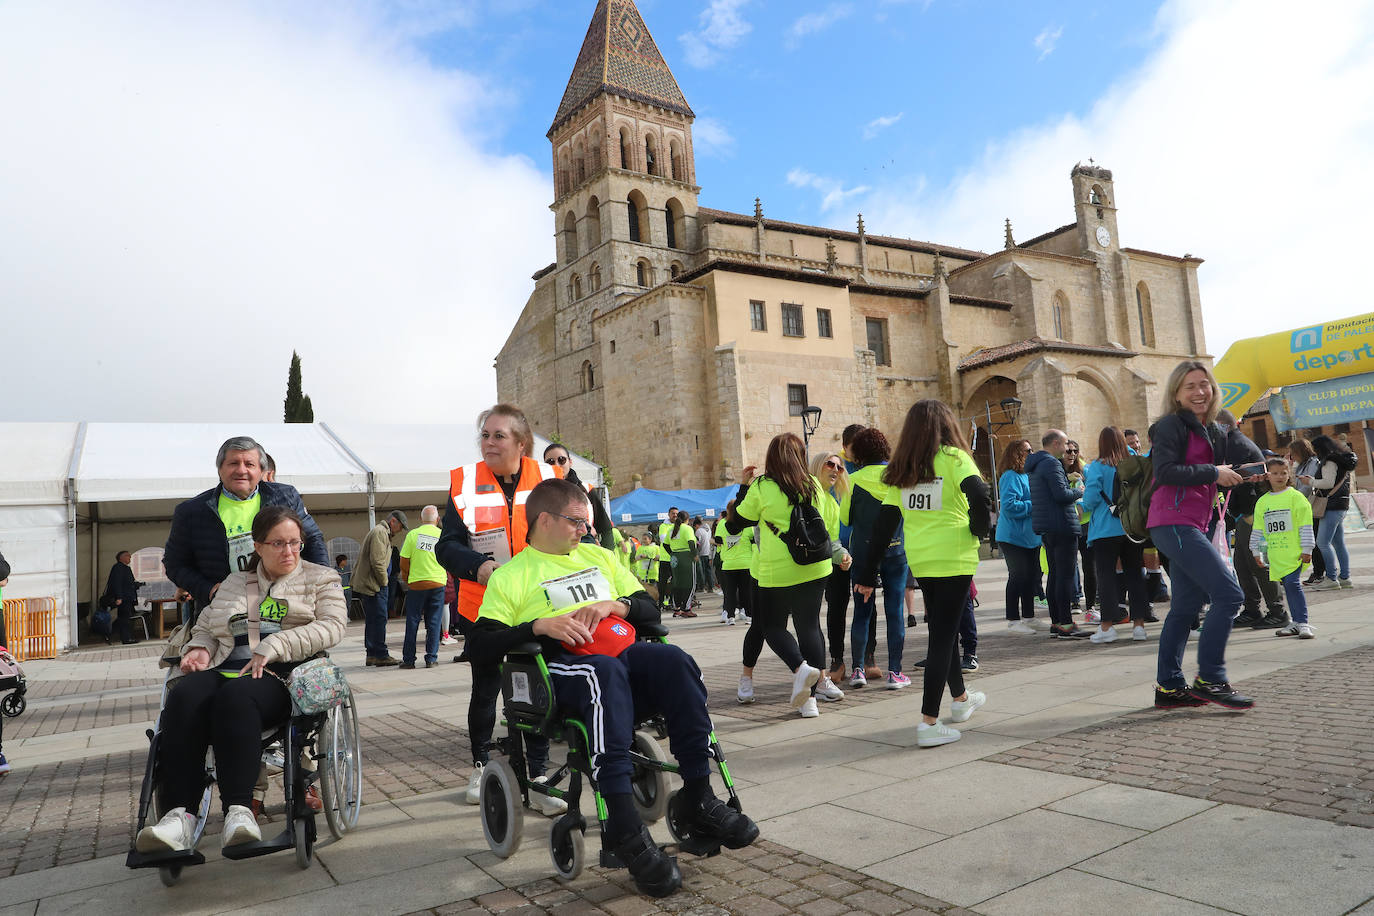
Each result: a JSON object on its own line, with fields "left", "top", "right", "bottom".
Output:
{"left": 1279, "top": 568, "right": 1308, "bottom": 624}
{"left": 403, "top": 586, "right": 444, "bottom": 665}
{"left": 850, "top": 552, "right": 908, "bottom": 672}
{"left": 1315, "top": 510, "right": 1350, "bottom": 581}
{"left": 1151, "top": 524, "right": 1244, "bottom": 689}
{"left": 361, "top": 586, "right": 392, "bottom": 659}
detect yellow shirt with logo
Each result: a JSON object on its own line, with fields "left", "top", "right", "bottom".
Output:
{"left": 882, "top": 447, "right": 982, "bottom": 578}
{"left": 715, "top": 517, "right": 755, "bottom": 571}
{"left": 401, "top": 523, "right": 446, "bottom": 586}
{"left": 1252, "top": 487, "right": 1314, "bottom": 580}
{"left": 217, "top": 491, "right": 262, "bottom": 575}
{"left": 737, "top": 475, "right": 838, "bottom": 588}
{"left": 480, "top": 543, "right": 644, "bottom": 627}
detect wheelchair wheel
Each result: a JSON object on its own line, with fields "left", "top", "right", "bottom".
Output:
{"left": 1, "top": 693, "right": 23, "bottom": 717}
{"left": 158, "top": 864, "right": 182, "bottom": 887}
{"left": 294, "top": 815, "right": 314, "bottom": 869}
{"left": 630, "top": 730, "right": 670, "bottom": 824}
{"left": 319, "top": 697, "right": 363, "bottom": 840}
{"left": 479, "top": 759, "right": 524, "bottom": 859}
{"left": 549, "top": 814, "right": 585, "bottom": 882}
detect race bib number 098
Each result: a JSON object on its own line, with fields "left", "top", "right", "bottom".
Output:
{"left": 1264, "top": 509, "right": 1292, "bottom": 534}
{"left": 900, "top": 478, "right": 943, "bottom": 512}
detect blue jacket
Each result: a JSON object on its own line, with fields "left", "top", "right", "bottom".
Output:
{"left": 164, "top": 481, "right": 327, "bottom": 608}
{"left": 994, "top": 470, "right": 1040, "bottom": 548}
{"left": 1082, "top": 461, "right": 1125, "bottom": 543}
{"left": 840, "top": 463, "right": 903, "bottom": 571}
{"left": 1026, "top": 450, "right": 1082, "bottom": 535}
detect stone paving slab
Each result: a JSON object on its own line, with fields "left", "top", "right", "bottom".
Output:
{"left": 986, "top": 645, "right": 1374, "bottom": 827}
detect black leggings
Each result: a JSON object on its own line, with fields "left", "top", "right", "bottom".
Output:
{"left": 1092, "top": 536, "right": 1148, "bottom": 623}
{"left": 159, "top": 669, "right": 293, "bottom": 813}
{"left": 824, "top": 567, "right": 861, "bottom": 666}
{"left": 720, "top": 568, "right": 753, "bottom": 618}
{"left": 743, "top": 579, "right": 827, "bottom": 683}
{"left": 1001, "top": 543, "right": 1041, "bottom": 621}
{"left": 915, "top": 576, "right": 971, "bottom": 719}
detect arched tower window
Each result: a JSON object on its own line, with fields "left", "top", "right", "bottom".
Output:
{"left": 665, "top": 198, "right": 684, "bottom": 250}
{"left": 580, "top": 360, "right": 594, "bottom": 392}
{"left": 619, "top": 127, "right": 633, "bottom": 170}
{"left": 669, "top": 139, "right": 683, "bottom": 181}
{"left": 571, "top": 273, "right": 582, "bottom": 300}
{"left": 590, "top": 262, "right": 602, "bottom": 291}
{"left": 573, "top": 139, "right": 586, "bottom": 185}
{"left": 1052, "top": 290, "right": 1071, "bottom": 340}
{"left": 557, "top": 150, "right": 571, "bottom": 197}
{"left": 562, "top": 210, "right": 579, "bottom": 262}
{"left": 644, "top": 134, "right": 658, "bottom": 176}
{"left": 589, "top": 136, "right": 602, "bottom": 173}
{"left": 585, "top": 196, "right": 601, "bottom": 246}
{"left": 627, "top": 190, "right": 649, "bottom": 243}
{"left": 1136, "top": 282, "right": 1156, "bottom": 348}
{"left": 670, "top": 261, "right": 683, "bottom": 279}
{"left": 636, "top": 259, "right": 653, "bottom": 287}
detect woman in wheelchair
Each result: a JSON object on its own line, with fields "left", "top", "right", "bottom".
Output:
{"left": 136, "top": 505, "right": 348, "bottom": 855}
{"left": 470, "top": 478, "right": 759, "bottom": 898}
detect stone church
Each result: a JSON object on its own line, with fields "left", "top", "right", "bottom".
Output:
{"left": 495, "top": 0, "right": 1209, "bottom": 491}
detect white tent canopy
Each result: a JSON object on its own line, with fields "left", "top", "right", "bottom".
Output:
{"left": 0, "top": 422, "right": 602, "bottom": 651}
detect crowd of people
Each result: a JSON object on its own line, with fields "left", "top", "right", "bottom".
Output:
{"left": 8, "top": 355, "right": 1363, "bottom": 899}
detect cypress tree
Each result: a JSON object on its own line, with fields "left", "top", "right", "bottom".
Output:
{"left": 284, "top": 351, "right": 313, "bottom": 422}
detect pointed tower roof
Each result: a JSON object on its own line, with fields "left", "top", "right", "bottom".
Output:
{"left": 548, "top": 0, "right": 693, "bottom": 137}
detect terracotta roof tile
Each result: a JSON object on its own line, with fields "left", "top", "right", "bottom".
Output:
{"left": 697, "top": 207, "right": 987, "bottom": 260}
{"left": 957, "top": 337, "right": 1137, "bottom": 372}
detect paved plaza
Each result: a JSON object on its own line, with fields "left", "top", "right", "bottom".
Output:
{"left": 4, "top": 537, "right": 1374, "bottom": 915}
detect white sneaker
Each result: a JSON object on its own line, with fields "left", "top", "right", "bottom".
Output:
{"left": 440, "top": 633, "right": 457, "bottom": 645}
{"left": 1132, "top": 625, "right": 1148, "bottom": 641}
{"left": 798, "top": 697, "right": 820, "bottom": 718}
{"left": 1024, "top": 616, "right": 1048, "bottom": 630}
{"left": 948, "top": 690, "right": 987, "bottom": 723}
{"left": 1298, "top": 623, "right": 1316, "bottom": 638}
{"left": 1312, "top": 578, "right": 1341, "bottom": 591}
{"left": 815, "top": 675, "right": 845, "bottom": 702}
{"left": 1339, "top": 579, "right": 1354, "bottom": 590}
{"left": 737, "top": 675, "right": 755, "bottom": 704}
{"left": 1089, "top": 627, "right": 1118, "bottom": 644}
{"left": 1007, "top": 620, "right": 1036, "bottom": 635}
{"left": 465, "top": 764, "right": 483, "bottom": 804}
{"left": 221, "top": 804, "right": 261, "bottom": 849}
{"left": 1084, "top": 607, "right": 1101, "bottom": 624}
{"left": 737, "top": 612, "right": 751, "bottom": 624}
{"left": 789, "top": 663, "right": 821, "bottom": 709}
{"left": 728, "top": 615, "right": 736, "bottom": 626}
{"left": 720, "top": 610, "right": 730, "bottom": 624}
{"left": 136, "top": 807, "right": 196, "bottom": 853}
{"left": 529, "top": 775, "right": 569, "bottom": 816}
{"left": 916, "top": 720, "right": 961, "bottom": 748}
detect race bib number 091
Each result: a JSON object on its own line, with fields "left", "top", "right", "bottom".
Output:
{"left": 900, "top": 478, "right": 943, "bottom": 512}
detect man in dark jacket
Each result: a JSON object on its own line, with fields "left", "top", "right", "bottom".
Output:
{"left": 104, "top": 550, "right": 145, "bottom": 644}
{"left": 164, "top": 436, "right": 327, "bottom": 612}
{"left": 1216, "top": 411, "right": 1287, "bottom": 628}
{"left": 1027, "top": 430, "right": 1090, "bottom": 639}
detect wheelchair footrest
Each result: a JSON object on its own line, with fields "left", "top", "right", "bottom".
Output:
{"left": 126, "top": 848, "right": 206, "bottom": 870}
{"left": 598, "top": 847, "right": 626, "bottom": 869}
{"left": 219, "top": 830, "right": 295, "bottom": 860}
{"left": 676, "top": 836, "right": 723, "bottom": 858}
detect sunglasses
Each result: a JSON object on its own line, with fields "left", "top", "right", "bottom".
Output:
{"left": 824, "top": 460, "right": 842, "bottom": 470}
{"left": 546, "top": 455, "right": 569, "bottom": 466}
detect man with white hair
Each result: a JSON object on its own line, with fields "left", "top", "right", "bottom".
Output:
{"left": 399, "top": 505, "right": 446, "bottom": 669}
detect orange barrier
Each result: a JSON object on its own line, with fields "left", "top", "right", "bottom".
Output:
{"left": 1, "top": 596, "right": 58, "bottom": 661}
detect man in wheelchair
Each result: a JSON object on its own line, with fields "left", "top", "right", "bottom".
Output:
{"left": 470, "top": 478, "right": 759, "bottom": 897}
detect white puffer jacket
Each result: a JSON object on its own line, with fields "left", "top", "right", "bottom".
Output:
{"left": 184, "top": 560, "right": 348, "bottom": 666}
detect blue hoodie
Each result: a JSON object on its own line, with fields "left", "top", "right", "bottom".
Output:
{"left": 994, "top": 470, "right": 1040, "bottom": 548}
{"left": 1082, "top": 461, "right": 1125, "bottom": 543}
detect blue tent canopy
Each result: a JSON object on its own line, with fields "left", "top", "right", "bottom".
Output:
{"left": 609, "top": 486, "right": 739, "bottom": 525}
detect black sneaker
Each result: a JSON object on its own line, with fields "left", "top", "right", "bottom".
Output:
{"left": 1154, "top": 685, "right": 1207, "bottom": 709}
{"left": 614, "top": 825, "right": 682, "bottom": 898}
{"left": 961, "top": 655, "right": 979, "bottom": 671}
{"left": 689, "top": 797, "right": 759, "bottom": 849}
{"left": 1257, "top": 612, "right": 1290, "bottom": 629}
{"left": 398, "top": 662, "right": 416, "bottom": 669}
{"left": 1144, "top": 612, "right": 1160, "bottom": 623}
{"left": 1188, "top": 678, "right": 1254, "bottom": 710}
{"left": 907, "top": 614, "right": 918, "bottom": 628}
{"left": 1051, "top": 625, "right": 1091, "bottom": 639}
{"left": 1234, "top": 611, "right": 1263, "bottom": 628}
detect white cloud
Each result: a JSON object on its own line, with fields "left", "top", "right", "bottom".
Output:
{"left": 787, "top": 3, "right": 854, "bottom": 48}
{"left": 1034, "top": 24, "right": 1063, "bottom": 60}
{"left": 849, "top": 0, "right": 1374, "bottom": 365}
{"left": 787, "top": 168, "right": 871, "bottom": 213}
{"left": 693, "top": 116, "right": 737, "bottom": 158}
{"left": 679, "top": 0, "right": 752, "bottom": 68}
{"left": 0, "top": 0, "right": 550, "bottom": 425}
{"left": 863, "top": 113, "right": 904, "bottom": 140}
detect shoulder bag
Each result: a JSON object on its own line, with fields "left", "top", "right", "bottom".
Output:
{"left": 247, "top": 570, "right": 350, "bottom": 715}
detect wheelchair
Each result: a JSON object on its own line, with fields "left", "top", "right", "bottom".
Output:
{"left": 478, "top": 623, "right": 747, "bottom": 882}
{"left": 126, "top": 667, "right": 363, "bottom": 886}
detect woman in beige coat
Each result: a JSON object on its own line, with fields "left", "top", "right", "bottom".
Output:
{"left": 136, "top": 505, "right": 347, "bottom": 855}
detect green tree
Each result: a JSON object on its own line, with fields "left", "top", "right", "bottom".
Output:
{"left": 284, "top": 351, "right": 314, "bottom": 422}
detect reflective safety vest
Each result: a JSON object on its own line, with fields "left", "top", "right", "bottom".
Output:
{"left": 448, "top": 456, "right": 562, "bottom": 621}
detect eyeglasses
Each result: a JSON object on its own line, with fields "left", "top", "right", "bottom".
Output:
{"left": 553, "top": 512, "right": 591, "bottom": 531}
{"left": 546, "top": 455, "right": 569, "bottom": 466}
{"left": 261, "top": 539, "right": 304, "bottom": 552}
{"left": 824, "top": 460, "right": 843, "bottom": 470}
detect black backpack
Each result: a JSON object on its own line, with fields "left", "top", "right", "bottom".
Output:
{"left": 765, "top": 485, "right": 832, "bottom": 566}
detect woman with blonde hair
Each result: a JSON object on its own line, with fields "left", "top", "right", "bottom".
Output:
{"left": 727, "top": 434, "right": 847, "bottom": 718}
{"left": 811, "top": 452, "right": 859, "bottom": 689}
{"left": 1148, "top": 361, "right": 1251, "bottom": 711}
{"left": 854, "top": 400, "right": 991, "bottom": 747}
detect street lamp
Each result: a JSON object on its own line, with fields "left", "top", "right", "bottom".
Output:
{"left": 984, "top": 396, "right": 1022, "bottom": 513}
{"left": 801, "top": 405, "right": 823, "bottom": 457}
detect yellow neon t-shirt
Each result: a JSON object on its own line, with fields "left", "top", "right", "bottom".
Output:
{"left": 737, "top": 475, "right": 837, "bottom": 588}
{"left": 882, "top": 447, "right": 982, "bottom": 578}
{"left": 401, "top": 523, "right": 445, "bottom": 584}
{"left": 479, "top": 543, "right": 644, "bottom": 627}
{"left": 715, "top": 517, "right": 755, "bottom": 571}
{"left": 217, "top": 491, "right": 262, "bottom": 575}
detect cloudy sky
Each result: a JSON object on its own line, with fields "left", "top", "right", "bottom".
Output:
{"left": 4, "top": 0, "right": 1372, "bottom": 425}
